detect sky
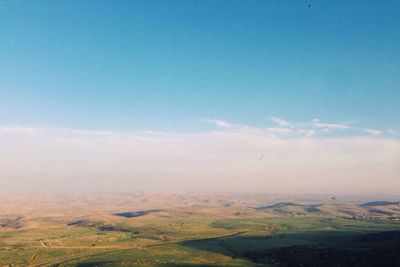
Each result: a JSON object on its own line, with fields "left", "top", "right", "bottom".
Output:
{"left": 0, "top": 1, "right": 399, "bottom": 193}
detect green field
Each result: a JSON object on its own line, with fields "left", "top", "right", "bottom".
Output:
{"left": 2, "top": 216, "right": 400, "bottom": 266}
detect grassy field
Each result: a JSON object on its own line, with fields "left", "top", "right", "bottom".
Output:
{"left": 1, "top": 193, "right": 400, "bottom": 266}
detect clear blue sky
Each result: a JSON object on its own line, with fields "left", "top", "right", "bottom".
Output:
{"left": 1, "top": 0, "right": 399, "bottom": 132}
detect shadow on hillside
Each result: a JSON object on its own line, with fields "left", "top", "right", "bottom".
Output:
{"left": 156, "top": 265, "right": 230, "bottom": 267}
{"left": 75, "top": 261, "right": 114, "bottom": 267}
{"left": 181, "top": 230, "right": 400, "bottom": 267}
{"left": 76, "top": 262, "right": 226, "bottom": 267}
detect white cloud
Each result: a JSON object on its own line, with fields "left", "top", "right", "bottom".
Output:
{"left": 363, "top": 128, "right": 382, "bottom": 136}
{"left": 0, "top": 125, "right": 42, "bottom": 136}
{"left": 265, "top": 117, "right": 368, "bottom": 138}
{"left": 205, "top": 119, "right": 233, "bottom": 128}
{"left": 205, "top": 119, "right": 261, "bottom": 134}
{"left": 0, "top": 124, "right": 399, "bottom": 194}
{"left": 206, "top": 117, "right": 354, "bottom": 138}
{"left": 269, "top": 116, "right": 289, "bottom": 127}
{"left": 305, "top": 129, "right": 316, "bottom": 137}
{"left": 266, "top": 127, "right": 293, "bottom": 134}
{"left": 312, "top": 121, "right": 349, "bottom": 130}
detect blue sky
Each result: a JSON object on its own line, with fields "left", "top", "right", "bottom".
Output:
{"left": 1, "top": 0, "right": 399, "bottom": 133}
{"left": 1, "top": 1, "right": 400, "bottom": 193}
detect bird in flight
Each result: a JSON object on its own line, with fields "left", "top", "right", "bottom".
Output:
{"left": 308, "top": 3, "right": 311, "bottom": 8}
{"left": 258, "top": 155, "right": 264, "bottom": 162}
{"left": 331, "top": 196, "right": 336, "bottom": 201}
